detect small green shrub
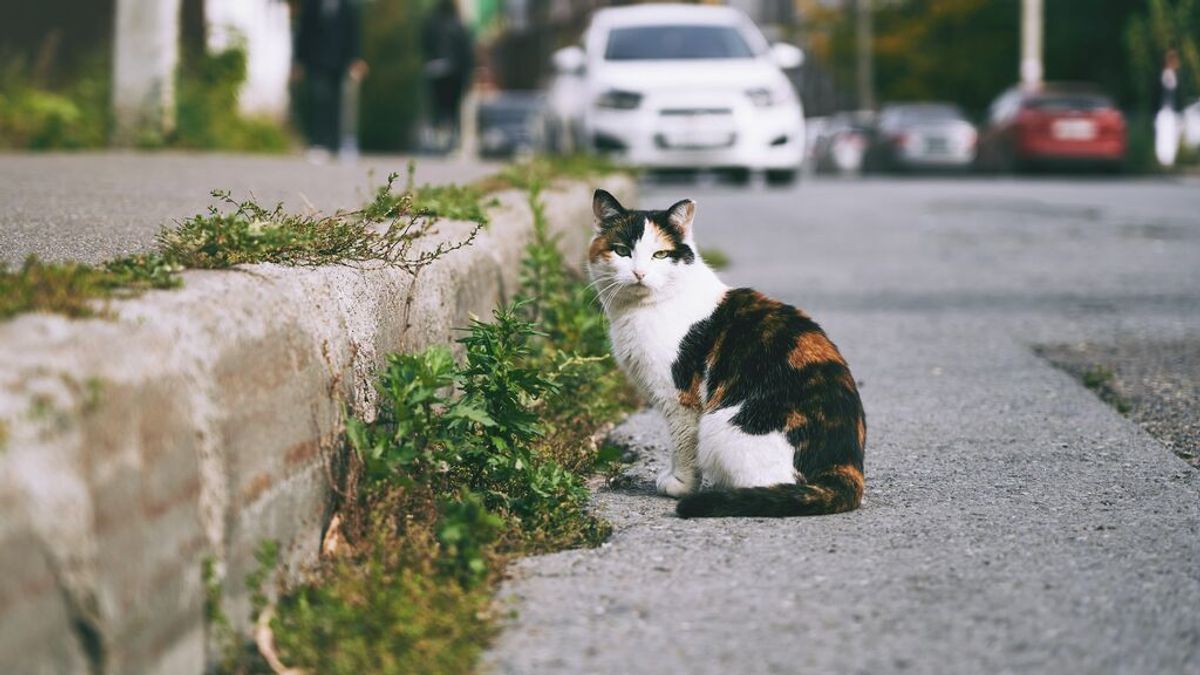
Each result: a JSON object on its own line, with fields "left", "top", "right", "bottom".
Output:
{"left": 271, "top": 487, "right": 496, "bottom": 675}
{"left": 158, "top": 172, "right": 480, "bottom": 271}
{"left": 262, "top": 179, "right": 636, "bottom": 673}
{"left": 0, "top": 254, "right": 182, "bottom": 320}
{"left": 364, "top": 162, "right": 497, "bottom": 227}
{"left": 173, "top": 47, "right": 290, "bottom": 153}
{"left": 0, "top": 56, "right": 108, "bottom": 150}
{"left": 436, "top": 489, "right": 505, "bottom": 587}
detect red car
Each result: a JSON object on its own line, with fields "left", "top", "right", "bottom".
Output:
{"left": 978, "top": 83, "right": 1126, "bottom": 171}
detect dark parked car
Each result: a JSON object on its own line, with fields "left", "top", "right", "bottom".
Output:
{"left": 477, "top": 91, "right": 547, "bottom": 159}
{"left": 864, "top": 103, "right": 977, "bottom": 172}
{"left": 977, "top": 83, "right": 1126, "bottom": 171}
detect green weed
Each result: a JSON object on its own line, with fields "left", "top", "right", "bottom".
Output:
{"left": 159, "top": 172, "right": 479, "bottom": 271}
{"left": 1082, "top": 366, "right": 1115, "bottom": 391}
{"left": 1080, "top": 365, "right": 1134, "bottom": 415}
{"left": 363, "top": 162, "right": 497, "bottom": 227}
{"left": 0, "top": 254, "right": 181, "bottom": 320}
{"left": 0, "top": 55, "right": 109, "bottom": 150}
{"left": 3, "top": 170, "right": 489, "bottom": 323}
{"left": 259, "top": 180, "right": 636, "bottom": 673}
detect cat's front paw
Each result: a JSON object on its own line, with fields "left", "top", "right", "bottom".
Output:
{"left": 656, "top": 469, "right": 698, "bottom": 498}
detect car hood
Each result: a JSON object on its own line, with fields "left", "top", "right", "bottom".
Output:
{"left": 591, "top": 58, "right": 784, "bottom": 93}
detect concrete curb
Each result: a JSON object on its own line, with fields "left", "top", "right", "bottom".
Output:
{"left": 0, "top": 175, "right": 635, "bottom": 674}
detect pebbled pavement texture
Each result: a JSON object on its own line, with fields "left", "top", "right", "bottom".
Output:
{"left": 483, "top": 177, "right": 1200, "bottom": 675}
{"left": 0, "top": 152, "right": 498, "bottom": 266}
{"left": 1039, "top": 339, "right": 1200, "bottom": 467}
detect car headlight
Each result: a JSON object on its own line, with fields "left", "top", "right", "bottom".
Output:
{"left": 595, "top": 89, "right": 643, "bottom": 110}
{"left": 746, "top": 86, "right": 791, "bottom": 108}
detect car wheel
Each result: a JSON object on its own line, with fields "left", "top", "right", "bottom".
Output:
{"left": 766, "top": 169, "right": 798, "bottom": 186}
{"left": 997, "top": 145, "right": 1017, "bottom": 174}
{"left": 719, "top": 167, "right": 752, "bottom": 185}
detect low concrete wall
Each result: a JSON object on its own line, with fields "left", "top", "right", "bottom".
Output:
{"left": 0, "top": 176, "right": 634, "bottom": 674}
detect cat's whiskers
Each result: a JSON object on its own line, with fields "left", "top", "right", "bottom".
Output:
{"left": 584, "top": 275, "right": 616, "bottom": 293}
{"left": 595, "top": 279, "right": 625, "bottom": 311}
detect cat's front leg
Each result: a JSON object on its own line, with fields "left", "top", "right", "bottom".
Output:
{"left": 656, "top": 404, "right": 701, "bottom": 498}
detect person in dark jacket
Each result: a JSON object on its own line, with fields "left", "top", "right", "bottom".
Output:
{"left": 421, "top": 0, "right": 474, "bottom": 153}
{"left": 294, "top": 0, "right": 367, "bottom": 157}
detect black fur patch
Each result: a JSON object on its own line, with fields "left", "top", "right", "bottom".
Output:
{"left": 671, "top": 288, "right": 866, "bottom": 517}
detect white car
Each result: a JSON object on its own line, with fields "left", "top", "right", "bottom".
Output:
{"left": 550, "top": 4, "right": 806, "bottom": 183}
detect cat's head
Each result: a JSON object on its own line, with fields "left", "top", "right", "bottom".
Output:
{"left": 587, "top": 189, "right": 700, "bottom": 304}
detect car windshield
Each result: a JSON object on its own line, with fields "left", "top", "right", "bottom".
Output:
{"left": 1026, "top": 94, "right": 1112, "bottom": 111}
{"left": 892, "top": 105, "right": 964, "bottom": 123}
{"left": 604, "top": 25, "right": 756, "bottom": 61}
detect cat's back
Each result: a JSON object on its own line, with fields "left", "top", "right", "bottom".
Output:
{"left": 674, "top": 287, "right": 861, "bottom": 411}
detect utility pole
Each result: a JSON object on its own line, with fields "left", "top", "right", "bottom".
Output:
{"left": 1020, "top": 0, "right": 1043, "bottom": 89}
{"left": 112, "top": 0, "right": 182, "bottom": 144}
{"left": 855, "top": 0, "right": 874, "bottom": 110}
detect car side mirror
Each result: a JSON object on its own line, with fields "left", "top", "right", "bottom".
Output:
{"left": 552, "top": 46, "right": 586, "bottom": 75}
{"left": 770, "top": 43, "right": 804, "bottom": 70}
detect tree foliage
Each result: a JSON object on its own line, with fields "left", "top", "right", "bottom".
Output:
{"left": 1126, "top": 0, "right": 1200, "bottom": 111}
{"left": 802, "top": 0, "right": 1196, "bottom": 116}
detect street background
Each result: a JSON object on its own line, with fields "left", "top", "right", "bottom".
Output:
{"left": 3, "top": 1, "right": 1200, "bottom": 673}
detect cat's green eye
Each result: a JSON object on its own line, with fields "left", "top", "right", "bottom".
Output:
{"left": 611, "top": 245, "right": 631, "bottom": 257}
{"left": 653, "top": 250, "right": 671, "bottom": 259}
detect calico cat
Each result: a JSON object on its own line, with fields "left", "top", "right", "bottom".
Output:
{"left": 587, "top": 189, "right": 865, "bottom": 518}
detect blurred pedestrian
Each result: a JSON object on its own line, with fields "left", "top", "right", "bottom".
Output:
{"left": 1155, "top": 48, "right": 1182, "bottom": 167}
{"left": 421, "top": 0, "right": 474, "bottom": 154}
{"left": 294, "top": 0, "right": 368, "bottom": 162}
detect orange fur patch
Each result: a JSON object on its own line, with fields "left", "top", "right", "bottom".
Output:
{"left": 787, "top": 333, "right": 845, "bottom": 369}
{"left": 704, "top": 382, "right": 728, "bottom": 412}
{"left": 827, "top": 464, "right": 865, "bottom": 502}
{"left": 588, "top": 236, "right": 611, "bottom": 263}
{"left": 678, "top": 373, "right": 703, "bottom": 410}
{"left": 706, "top": 330, "right": 726, "bottom": 368}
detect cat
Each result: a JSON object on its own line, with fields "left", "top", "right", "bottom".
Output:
{"left": 587, "top": 189, "right": 865, "bottom": 518}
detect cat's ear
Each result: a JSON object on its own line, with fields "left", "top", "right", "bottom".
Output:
{"left": 666, "top": 199, "right": 696, "bottom": 237}
{"left": 593, "top": 189, "right": 625, "bottom": 224}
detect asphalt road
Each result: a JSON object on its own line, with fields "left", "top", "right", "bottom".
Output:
{"left": 484, "top": 176, "right": 1200, "bottom": 674}
{"left": 0, "top": 152, "right": 498, "bottom": 266}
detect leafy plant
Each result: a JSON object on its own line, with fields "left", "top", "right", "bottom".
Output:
{"left": 363, "top": 162, "right": 497, "bottom": 227}
{"left": 436, "top": 489, "right": 505, "bottom": 587}
{"left": 0, "top": 54, "right": 109, "bottom": 149}
{"left": 346, "top": 346, "right": 491, "bottom": 483}
{"left": 159, "top": 172, "right": 479, "bottom": 271}
{"left": 173, "top": 46, "right": 290, "bottom": 153}
{"left": 263, "top": 179, "right": 636, "bottom": 673}
{"left": 0, "top": 254, "right": 181, "bottom": 320}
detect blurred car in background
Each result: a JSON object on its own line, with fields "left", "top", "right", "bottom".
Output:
{"left": 477, "top": 91, "right": 547, "bottom": 159}
{"left": 548, "top": 3, "right": 805, "bottom": 184}
{"left": 809, "top": 110, "right": 874, "bottom": 174}
{"left": 978, "top": 83, "right": 1127, "bottom": 172}
{"left": 864, "top": 103, "right": 977, "bottom": 172}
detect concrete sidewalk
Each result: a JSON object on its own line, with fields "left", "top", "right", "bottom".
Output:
{"left": 483, "top": 178, "right": 1200, "bottom": 674}
{"left": 0, "top": 152, "right": 498, "bottom": 266}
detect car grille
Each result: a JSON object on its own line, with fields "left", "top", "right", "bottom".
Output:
{"left": 659, "top": 108, "right": 733, "bottom": 117}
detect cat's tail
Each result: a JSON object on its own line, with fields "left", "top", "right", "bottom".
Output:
{"left": 675, "top": 465, "right": 864, "bottom": 518}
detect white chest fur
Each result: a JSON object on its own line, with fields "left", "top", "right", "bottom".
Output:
{"left": 606, "top": 270, "right": 726, "bottom": 406}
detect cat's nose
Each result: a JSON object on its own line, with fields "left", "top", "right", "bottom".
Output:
{"left": 633, "top": 269, "right": 646, "bottom": 281}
